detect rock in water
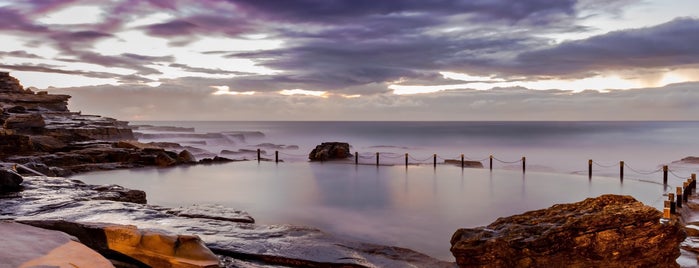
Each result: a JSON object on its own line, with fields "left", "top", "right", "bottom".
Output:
{"left": 450, "top": 194, "right": 685, "bottom": 268}
{"left": 309, "top": 142, "right": 352, "bottom": 161}
{"left": 0, "top": 168, "right": 23, "bottom": 192}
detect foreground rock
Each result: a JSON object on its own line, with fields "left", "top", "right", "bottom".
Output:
{"left": 21, "top": 220, "right": 220, "bottom": 268}
{"left": 0, "top": 221, "right": 114, "bottom": 268}
{"left": 1, "top": 176, "right": 453, "bottom": 268}
{"left": 450, "top": 194, "right": 685, "bottom": 268}
{"left": 309, "top": 142, "right": 352, "bottom": 161}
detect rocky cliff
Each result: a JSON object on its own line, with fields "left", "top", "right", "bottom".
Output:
{"left": 450, "top": 194, "right": 685, "bottom": 268}
{"left": 0, "top": 72, "right": 197, "bottom": 175}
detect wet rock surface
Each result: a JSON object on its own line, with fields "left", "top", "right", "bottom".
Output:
{"left": 450, "top": 194, "right": 685, "bottom": 268}
{"left": 1, "top": 175, "right": 454, "bottom": 267}
{"left": 309, "top": 142, "right": 352, "bottom": 161}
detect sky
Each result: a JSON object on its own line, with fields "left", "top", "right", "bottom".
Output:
{"left": 1, "top": 0, "right": 698, "bottom": 121}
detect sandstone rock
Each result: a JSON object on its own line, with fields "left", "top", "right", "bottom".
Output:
{"left": 450, "top": 194, "right": 685, "bottom": 268}
{"left": 19, "top": 220, "right": 220, "bottom": 268}
{"left": 30, "top": 135, "right": 68, "bottom": 152}
{"left": 0, "top": 221, "right": 114, "bottom": 268}
{"left": 3, "top": 113, "right": 45, "bottom": 130}
{"left": 0, "top": 168, "right": 23, "bottom": 192}
{"left": 115, "top": 140, "right": 163, "bottom": 151}
{"left": 309, "top": 142, "right": 352, "bottom": 161}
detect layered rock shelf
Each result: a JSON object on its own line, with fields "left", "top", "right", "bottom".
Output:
{"left": 0, "top": 72, "right": 209, "bottom": 176}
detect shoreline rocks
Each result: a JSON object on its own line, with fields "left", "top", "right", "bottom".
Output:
{"left": 450, "top": 194, "right": 685, "bottom": 268}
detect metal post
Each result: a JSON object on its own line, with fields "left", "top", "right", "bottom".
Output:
{"left": 620, "top": 161, "right": 624, "bottom": 181}
{"left": 461, "top": 154, "right": 464, "bottom": 168}
{"left": 522, "top": 157, "right": 526, "bottom": 173}
{"left": 355, "top": 152, "right": 358, "bottom": 165}
{"left": 405, "top": 153, "right": 408, "bottom": 167}
{"left": 677, "top": 187, "right": 683, "bottom": 208}
{"left": 275, "top": 151, "right": 279, "bottom": 163}
{"left": 669, "top": 193, "right": 676, "bottom": 214}
{"left": 433, "top": 154, "right": 437, "bottom": 168}
{"left": 663, "top": 165, "right": 668, "bottom": 185}
{"left": 257, "top": 148, "right": 261, "bottom": 162}
{"left": 588, "top": 159, "right": 592, "bottom": 178}
{"left": 489, "top": 155, "right": 493, "bottom": 171}
{"left": 376, "top": 152, "right": 379, "bottom": 166}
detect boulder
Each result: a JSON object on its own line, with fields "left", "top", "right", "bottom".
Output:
{"left": 19, "top": 220, "right": 221, "bottom": 268}
{"left": 677, "top": 156, "right": 699, "bottom": 164}
{"left": 309, "top": 142, "right": 352, "bottom": 161}
{"left": 155, "top": 151, "right": 177, "bottom": 167}
{"left": 0, "top": 221, "right": 114, "bottom": 268}
{"left": 450, "top": 194, "right": 685, "bottom": 268}
{"left": 177, "top": 150, "right": 196, "bottom": 163}
{"left": 3, "top": 113, "right": 45, "bottom": 130}
{"left": 91, "top": 184, "right": 147, "bottom": 204}
{"left": 0, "top": 168, "right": 23, "bottom": 192}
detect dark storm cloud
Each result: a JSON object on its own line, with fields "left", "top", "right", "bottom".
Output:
{"left": 514, "top": 18, "right": 699, "bottom": 76}
{"left": 0, "top": 51, "right": 43, "bottom": 59}
{"left": 144, "top": 20, "right": 198, "bottom": 36}
{"left": 0, "top": 7, "right": 49, "bottom": 32}
{"left": 231, "top": 0, "right": 577, "bottom": 24}
{"left": 168, "top": 63, "right": 254, "bottom": 76}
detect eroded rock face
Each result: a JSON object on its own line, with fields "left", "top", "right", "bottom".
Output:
{"left": 20, "top": 220, "right": 220, "bottom": 268}
{"left": 0, "top": 221, "right": 114, "bottom": 268}
{"left": 450, "top": 194, "right": 685, "bottom": 268}
{"left": 309, "top": 142, "right": 352, "bottom": 161}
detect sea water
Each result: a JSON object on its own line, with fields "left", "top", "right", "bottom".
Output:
{"left": 76, "top": 121, "right": 699, "bottom": 260}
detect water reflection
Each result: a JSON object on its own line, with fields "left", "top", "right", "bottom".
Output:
{"left": 77, "top": 161, "right": 666, "bottom": 261}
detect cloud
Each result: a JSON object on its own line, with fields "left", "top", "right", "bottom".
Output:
{"left": 514, "top": 18, "right": 699, "bottom": 76}
{"left": 49, "top": 81, "right": 699, "bottom": 121}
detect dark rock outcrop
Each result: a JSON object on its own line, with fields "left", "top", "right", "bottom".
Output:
{"left": 0, "top": 168, "right": 23, "bottom": 192}
{"left": 309, "top": 142, "right": 352, "bottom": 161}
{"left": 450, "top": 194, "right": 685, "bottom": 268}
{"left": 677, "top": 156, "right": 699, "bottom": 165}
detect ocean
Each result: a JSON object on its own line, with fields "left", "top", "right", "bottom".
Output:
{"left": 76, "top": 121, "right": 699, "bottom": 260}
